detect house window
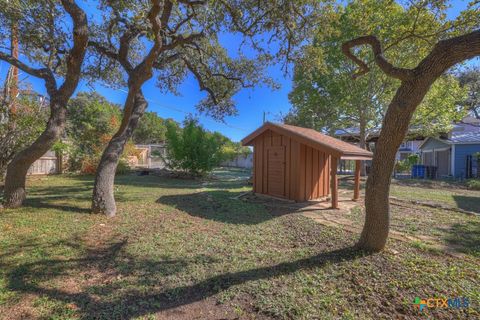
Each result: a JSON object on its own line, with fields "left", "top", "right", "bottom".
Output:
{"left": 400, "top": 141, "right": 412, "bottom": 149}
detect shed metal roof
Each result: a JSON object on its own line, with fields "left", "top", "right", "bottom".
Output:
{"left": 242, "top": 122, "right": 373, "bottom": 160}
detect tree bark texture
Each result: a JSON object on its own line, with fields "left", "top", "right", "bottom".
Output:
{"left": 358, "top": 113, "right": 367, "bottom": 176}
{"left": 1, "top": 0, "right": 88, "bottom": 208}
{"left": 359, "top": 82, "right": 429, "bottom": 250}
{"left": 343, "top": 31, "right": 480, "bottom": 251}
{"left": 91, "top": 0, "right": 169, "bottom": 216}
{"left": 3, "top": 102, "right": 66, "bottom": 207}
{"left": 91, "top": 92, "right": 148, "bottom": 216}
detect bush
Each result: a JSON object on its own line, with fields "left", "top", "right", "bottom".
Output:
{"left": 164, "top": 118, "right": 225, "bottom": 176}
{"left": 66, "top": 92, "right": 137, "bottom": 174}
{"left": 395, "top": 154, "right": 420, "bottom": 173}
{"left": 0, "top": 94, "right": 47, "bottom": 177}
{"left": 80, "top": 156, "right": 98, "bottom": 175}
{"left": 116, "top": 159, "right": 131, "bottom": 175}
{"left": 466, "top": 179, "right": 480, "bottom": 190}
{"left": 78, "top": 156, "right": 132, "bottom": 175}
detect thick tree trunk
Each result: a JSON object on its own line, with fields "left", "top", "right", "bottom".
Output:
{"left": 91, "top": 92, "right": 148, "bottom": 216}
{"left": 343, "top": 30, "right": 480, "bottom": 252}
{"left": 358, "top": 82, "right": 430, "bottom": 251}
{"left": 1, "top": 0, "right": 88, "bottom": 209}
{"left": 3, "top": 103, "right": 66, "bottom": 208}
{"left": 358, "top": 116, "right": 367, "bottom": 176}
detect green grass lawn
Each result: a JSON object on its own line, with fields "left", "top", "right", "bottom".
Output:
{"left": 0, "top": 169, "right": 479, "bottom": 319}
{"left": 390, "top": 179, "right": 480, "bottom": 213}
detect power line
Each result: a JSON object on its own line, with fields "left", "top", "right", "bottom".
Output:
{"left": 102, "top": 85, "right": 249, "bottom": 133}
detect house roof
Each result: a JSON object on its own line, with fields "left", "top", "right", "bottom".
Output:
{"left": 335, "top": 126, "right": 427, "bottom": 140}
{"left": 449, "top": 122, "right": 480, "bottom": 143}
{"left": 335, "top": 127, "right": 380, "bottom": 137}
{"left": 419, "top": 123, "right": 480, "bottom": 148}
{"left": 242, "top": 122, "right": 373, "bottom": 160}
{"left": 450, "top": 132, "right": 480, "bottom": 144}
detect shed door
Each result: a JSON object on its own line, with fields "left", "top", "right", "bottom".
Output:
{"left": 267, "top": 146, "right": 286, "bottom": 198}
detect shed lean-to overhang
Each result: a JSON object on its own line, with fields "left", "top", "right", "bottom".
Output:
{"left": 242, "top": 122, "right": 373, "bottom": 160}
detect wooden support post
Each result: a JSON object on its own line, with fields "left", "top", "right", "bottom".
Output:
{"left": 353, "top": 160, "right": 361, "bottom": 201}
{"left": 331, "top": 156, "right": 338, "bottom": 209}
{"left": 56, "top": 151, "right": 63, "bottom": 174}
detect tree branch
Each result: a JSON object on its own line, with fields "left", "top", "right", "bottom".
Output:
{"left": 182, "top": 58, "right": 219, "bottom": 105}
{"left": 57, "top": 0, "right": 89, "bottom": 99}
{"left": 132, "top": 0, "right": 166, "bottom": 79}
{"left": 0, "top": 52, "right": 56, "bottom": 95}
{"left": 342, "top": 35, "right": 414, "bottom": 81}
{"left": 416, "top": 30, "right": 480, "bottom": 79}
{"left": 88, "top": 41, "right": 118, "bottom": 61}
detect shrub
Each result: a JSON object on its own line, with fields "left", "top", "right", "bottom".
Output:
{"left": 164, "top": 118, "right": 225, "bottom": 176}
{"left": 116, "top": 159, "right": 131, "bottom": 175}
{"left": 466, "top": 179, "right": 480, "bottom": 190}
{"left": 0, "top": 94, "right": 47, "bottom": 178}
{"left": 80, "top": 156, "right": 98, "bottom": 175}
{"left": 395, "top": 154, "right": 420, "bottom": 173}
{"left": 66, "top": 93, "right": 120, "bottom": 172}
{"left": 66, "top": 92, "right": 138, "bottom": 174}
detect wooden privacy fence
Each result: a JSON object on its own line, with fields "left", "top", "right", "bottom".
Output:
{"left": 27, "top": 150, "right": 61, "bottom": 175}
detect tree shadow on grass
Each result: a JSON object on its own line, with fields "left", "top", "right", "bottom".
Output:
{"left": 19, "top": 180, "right": 148, "bottom": 214}
{"left": 452, "top": 195, "right": 480, "bottom": 213}
{"left": 3, "top": 236, "right": 365, "bottom": 319}
{"left": 156, "top": 190, "right": 277, "bottom": 225}
{"left": 66, "top": 173, "right": 250, "bottom": 192}
{"left": 22, "top": 197, "right": 92, "bottom": 214}
{"left": 443, "top": 220, "right": 480, "bottom": 257}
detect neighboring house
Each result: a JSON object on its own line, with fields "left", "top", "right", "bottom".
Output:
{"left": 397, "top": 140, "right": 424, "bottom": 161}
{"left": 336, "top": 116, "right": 480, "bottom": 167}
{"left": 419, "top": 119, "right": 480, "bottom": 179}
{"left": 335, "top": 127, "right": 424, "bottom": 162}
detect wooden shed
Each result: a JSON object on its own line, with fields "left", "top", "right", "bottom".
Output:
{"left": 241, "top": 122, "right": 373, "bottom": 208}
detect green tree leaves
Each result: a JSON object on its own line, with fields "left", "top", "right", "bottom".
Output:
{"left": 287, "top": 0, "right": 470, "bottom": 142}
{"left": 132, "top": 111, "right": 168, "bottom": 145}
{"left": 458, "top": 67, "right": 480, "bottom": 119}
{"left": 66, "top": 92, "right": 122, "bottom": 172}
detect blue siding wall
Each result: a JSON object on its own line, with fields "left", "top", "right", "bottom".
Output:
{"left": 454, "top": 144, "right": 480, "bottom": 178}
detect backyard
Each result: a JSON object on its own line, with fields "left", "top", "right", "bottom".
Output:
{"left": 0, "top": 168, "right": 479, "bottom": 319}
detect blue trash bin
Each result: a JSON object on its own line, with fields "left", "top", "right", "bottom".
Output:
{"left": 412, "top": 165, "right": 426, "bottom": 179}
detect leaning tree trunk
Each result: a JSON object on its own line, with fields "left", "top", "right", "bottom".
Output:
{"left": 343, "top": 31, "right": 480, "bottom": 252}
{"left": 358, "top": 115, "right": 367, "bottom": 176}
{"left": 3, "top": 103, "right": 66, "bottom": 208}
{"left": 1, "top": 0, "right": 88, "bottom": 209}
{"left": 358, "top": 82, "right": 426, "bottom": 250}
{"left": 91, "top": 91, "right": 148, "bottom": 216}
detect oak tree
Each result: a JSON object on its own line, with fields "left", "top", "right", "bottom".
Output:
{"left": 458, "top": 67, "right": 480, "bottom": 119}
{"left": 89, "top": 0, "right": 329, "bottom": 216}
{"left": 342, "top": 2, "right": 480, "bottom": 251}
{"left": 0, "top": 0, "right": 88, "bottom": 207}
{"left": 287, "top": 0, "right": 467, "bottom": 154}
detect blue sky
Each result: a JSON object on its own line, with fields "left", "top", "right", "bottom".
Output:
{"left": 0, "top": 0, "right": 475, "bottom": 142}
